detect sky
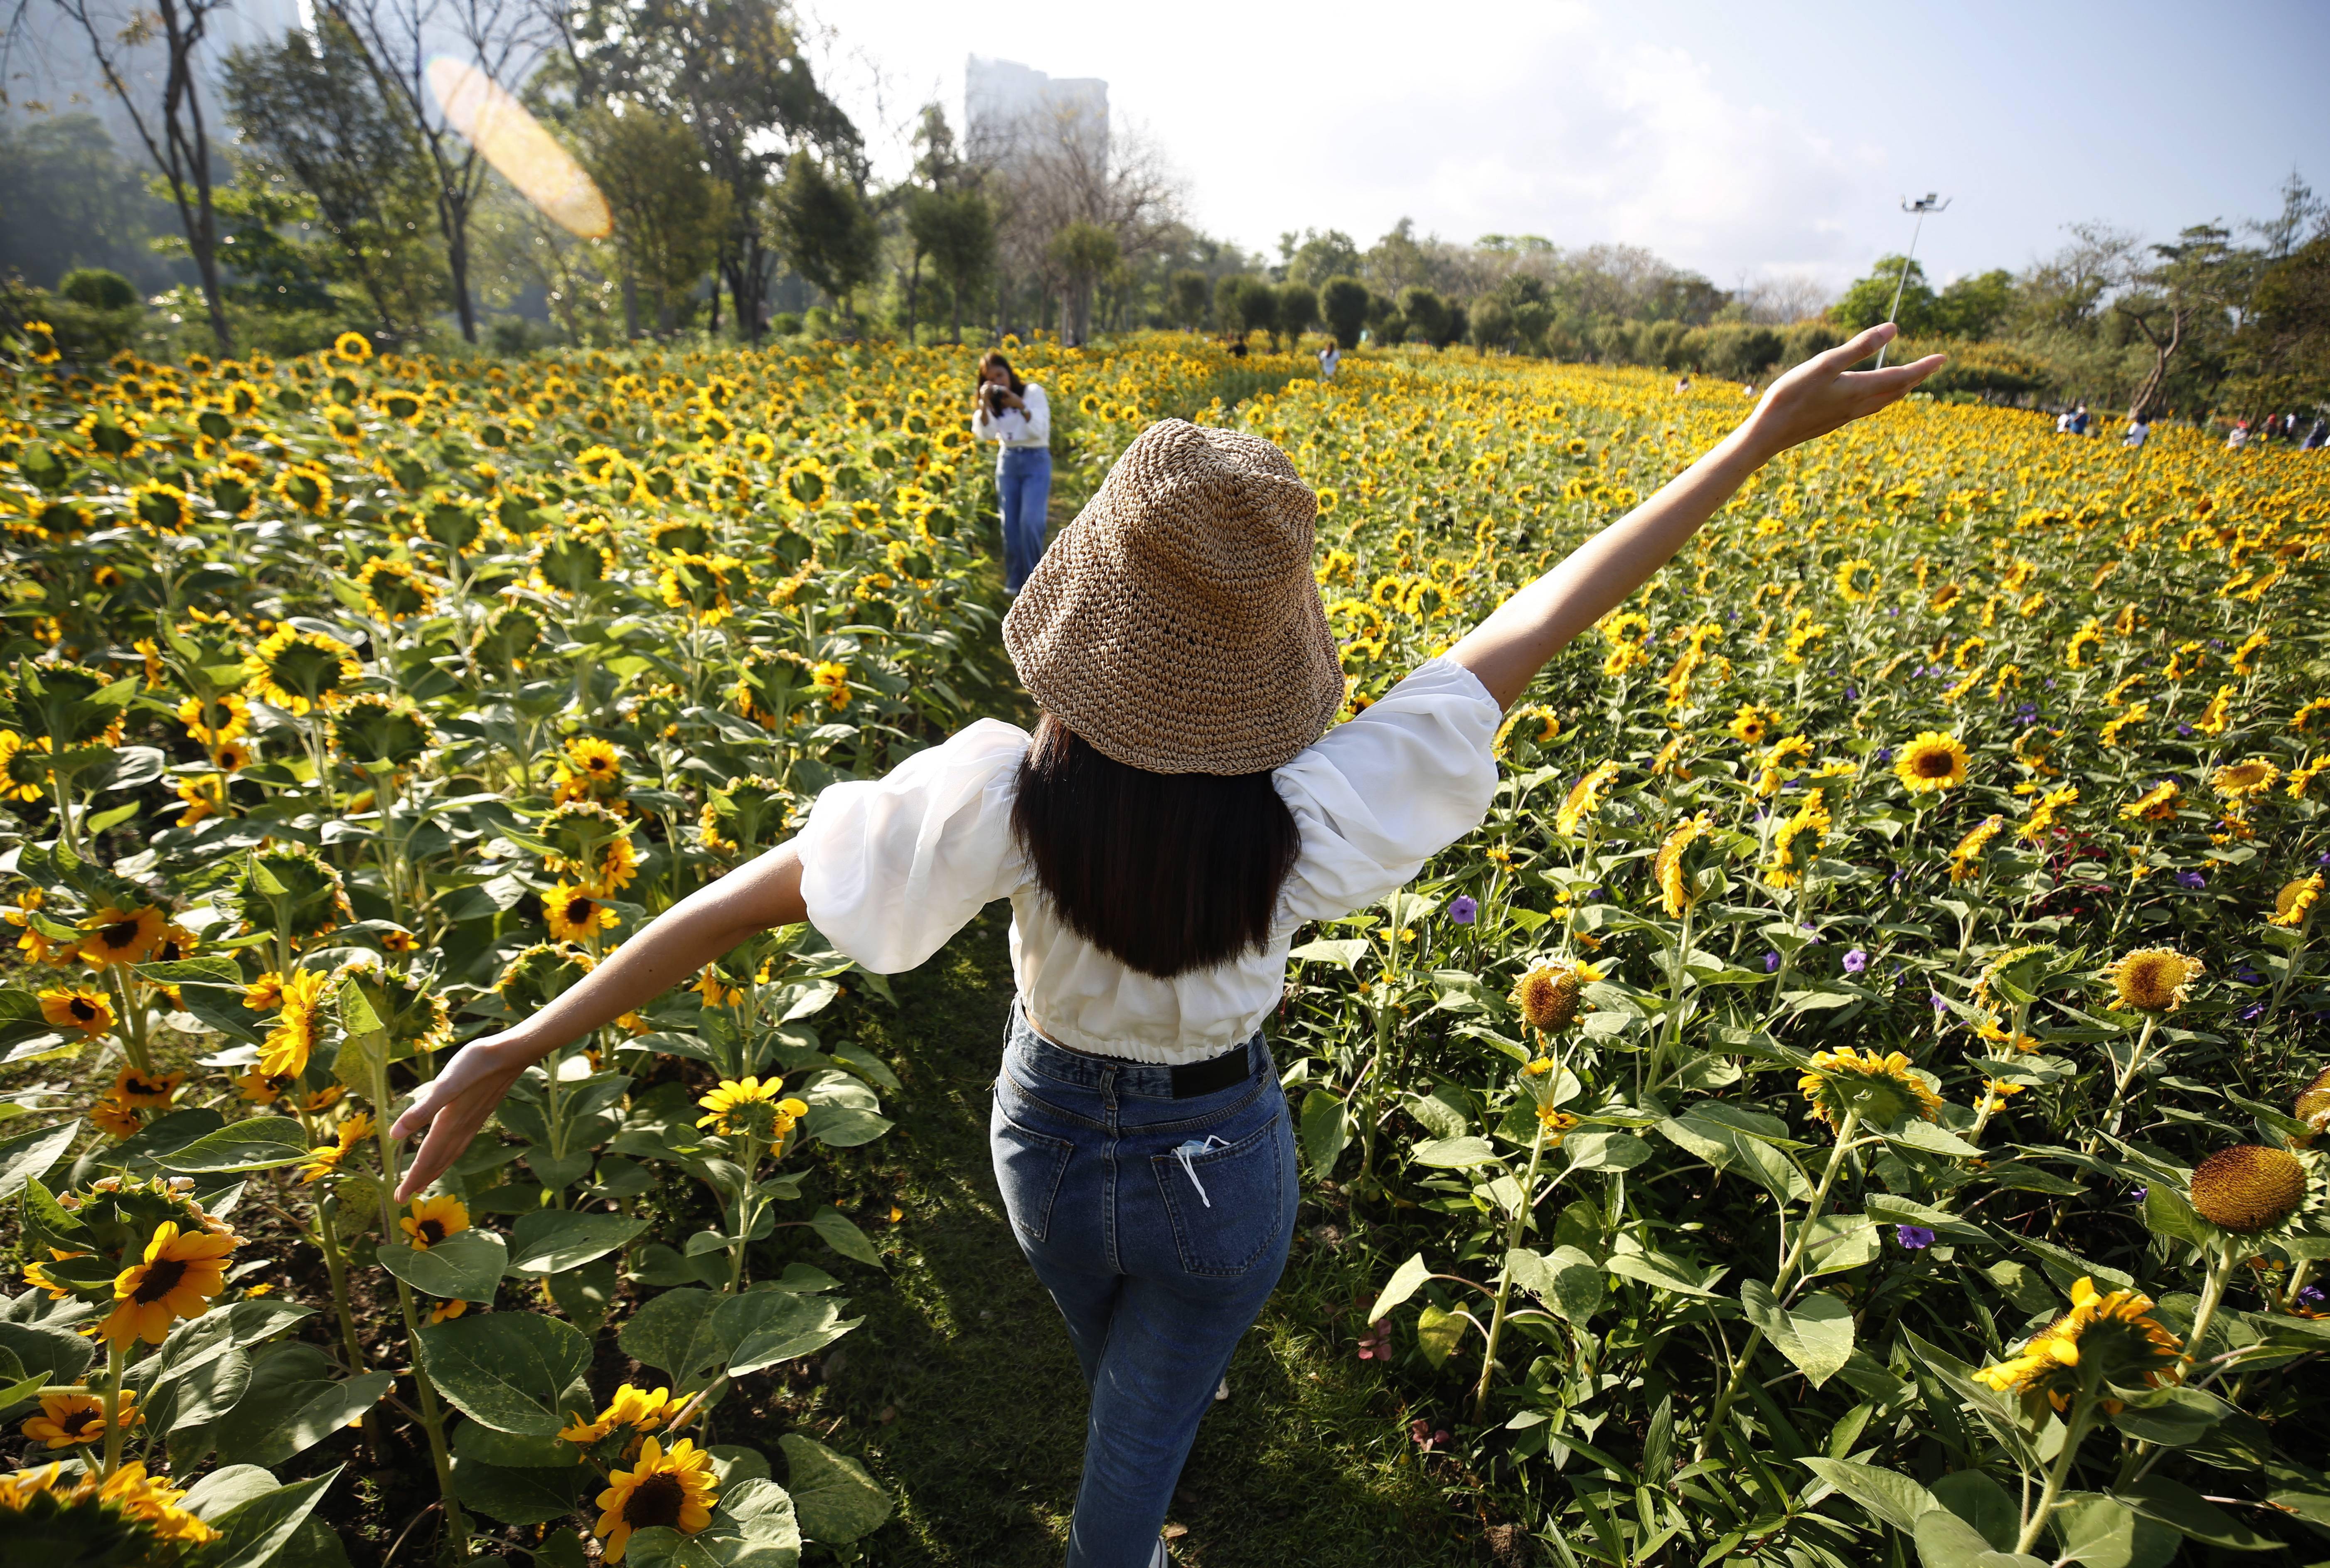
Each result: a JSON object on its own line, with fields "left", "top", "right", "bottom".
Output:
{"left": 803, "top": 0, "right": 2330, "bottom": 293}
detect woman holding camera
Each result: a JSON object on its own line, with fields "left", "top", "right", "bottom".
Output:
{"left": 972, "top": 350, "right": 1053, "bottom": 594}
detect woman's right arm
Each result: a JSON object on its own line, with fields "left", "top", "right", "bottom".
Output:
{"left": 389, "top": 841, "right": 807, "bottom": 1200}
{"left": 1445, "top": 323, "right": 1942, "bottom": 709}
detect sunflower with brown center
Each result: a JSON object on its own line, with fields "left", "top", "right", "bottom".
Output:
{"left": 400, "top": 1194, "right": 471, "bottom": 1250}
{"left": 1892, "top": 731, "right": 1969, "bottom": 794}
{"left": 20, "top": 1388, "right": 140, "bottom": 1449}
{"left": 2271, "top": 873, "right": 2324, "bottom": 929}
{"left": 38, "top": 986, "right": 114, "bottom": 1038}
{"left": 1511, "top": 960, "right": 1599, "bottom": 1033}
{"left": 2212, "top": 757, "right": 2281, "bottom": 799}
{"left": 1973, "top": 1276, "right": 2180, "bottom": 1411}
{"left": 76, "top": 904, "right": 165, "bottom": 968}
{"left": 545, "top": 883, "right": 621, "bottom": 942}
{"left": 593, "top": 1435, "right": 719, "bottom": 1561}
{"left": 2189, "top": 1145, "right": 2308, "bottom": 1234}
{"left": 100, "top": 1221, "right": 236, "bottom": 1347}
{"left": 2100, "top": 947, "right": 2203, "bottom": 1014}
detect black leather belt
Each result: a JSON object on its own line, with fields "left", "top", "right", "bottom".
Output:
{"left": 1169, "top": 1040, "right": 1255, "bottom": 1099}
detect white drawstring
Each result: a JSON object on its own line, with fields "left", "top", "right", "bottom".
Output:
{"left": 1173, "top": 1136, "right": 1228, "bottom": 1207}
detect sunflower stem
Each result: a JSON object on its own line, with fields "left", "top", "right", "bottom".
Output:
{"left": 2014, "top": 1386, "right": 2098, "bottom": 1557}
{"left": 2175, "top": 1235, "right": 2241, "bottom": 1382}
{"left": 1471, "top": 1117, "right": 1551, "bottom": 1426}
{"left": 2084, "top": 1013, "right": 2157, "bottom": 1154}
{"left": 99, "top": 1340, "right": 126, "bottom": 1480}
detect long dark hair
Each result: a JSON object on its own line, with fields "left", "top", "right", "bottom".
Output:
{"left": 1011, "top": 716, "right": 1300, "bottom": 979}
{"left": 977, "top": 350, "right": 1026, "bottom": 396}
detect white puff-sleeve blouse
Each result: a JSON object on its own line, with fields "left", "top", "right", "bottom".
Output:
{"left": 796, "top": 658, "right": 1502, "bottom": 1064}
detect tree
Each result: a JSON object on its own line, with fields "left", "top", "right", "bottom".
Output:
{"left": 546, "top": 0, "right": 859, "bottom": 343}
{"left": 1319, "top": 275, "right": 1368, "bottom": 349}
{"left": 1828, "top": 256, "right": 1942, "bottom": 336}
{"left": 1469, "top": 294, "right": 1515, "bottom": 351}
{"left": 2226, "top": 233, "right": 2330, "bottom": 413}
{"left": 908, "top": 187, "right": 994, "bottom": 344}
{"left": 1215, "top": 274, "right": 1272, "bottom": 342}
{"left": 1046, "top": 219, "right": 1118, "bottom": 346}
{"left": 769, "top": 149, "right": 879, "bottom": 328}
{"left": 579, "top": 107, "right": 729, "bottom": 335}
{"left": 1282, "top": 227, "right": 1361, "bottom": 287}
{"left": 1274, "top": 280, "right": 1316, "bottom": 347}
{"left": 318, "top": 0, "right": 556, "bottom": 344}
{"left": 50, "top": 0, "right": 234, "bottom": 350}
{"left": 0, "top": 114, "right": 174, "bottom": 290}
{"left": 1168, "top": 269, "right": 1209, "bottom": 331}
{"left": 223, "top": 20, "right": 443, "bottom": 339}
{"left": 1397, "top": 285, "right": 1449, "bottom": 347}
{"left": 1933, "top": 269, "right": 2016, "bottom": 339}
{"left": 2116, "top": 225, "right": 2241, "bottom": 420}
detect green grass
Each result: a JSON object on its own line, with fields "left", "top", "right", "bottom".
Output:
{"left": 770, "top": 907, "right": 1486, "bottom": 1566}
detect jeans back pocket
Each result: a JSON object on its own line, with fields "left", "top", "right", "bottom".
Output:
{"left": 991, "top": 1103, "right": 1074, "bottom": 1246}
{"left": 1150, "top": 1116, "right": 1287, "bottom": 1278}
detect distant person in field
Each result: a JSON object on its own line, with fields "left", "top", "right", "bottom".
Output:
{"left": 391, "top": 323, "right": 1944, "bottom": 1568}
{"left": 2125, "top": 413, "right": 2152, "bottom": 449}
{"left": 1673, "top": 373, "right": 1693, "bottom": 394}
{"left": 2072, "top": 403, "right": 2091, "bottom": 435}
{"left": 2227, "top": 420, "right": 2249, "bottom": 450}
{"left": 2305, "top": 417, "right": 2327, "bottom": 450}
{"left": 1317, "top": 341, "right": 1339, "bottom": 379}
{"left": 2056, "top": 408, "right": 2075, "bottom": 435}
{"left": 969, "top": 350, "right": 1053, "bottom": 595}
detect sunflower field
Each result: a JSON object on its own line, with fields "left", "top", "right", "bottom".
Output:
{"left": 0, "top": 319, "right": 2325, "bottom": 1567}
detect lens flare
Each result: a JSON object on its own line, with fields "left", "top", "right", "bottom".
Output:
{"left": 425, "top": 58, "right": 611, "bottom": 239}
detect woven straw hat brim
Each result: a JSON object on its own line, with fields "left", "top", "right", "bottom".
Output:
{"left": 1004, "top": 419, "right": 1345, "bottom": 776}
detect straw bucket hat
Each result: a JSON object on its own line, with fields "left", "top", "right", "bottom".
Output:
{"left": 1002, "top": 418, "right": 1344, "bottom": 775}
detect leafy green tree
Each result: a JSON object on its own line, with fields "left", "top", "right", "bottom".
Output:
{"left": 580, "top": 108, "right": 731, "bottom": 335}
{"left": 1216, "top": 274, "right": 1272, "bottom": 342}
{"left": 1397, "top": 285, "right": 1449, "bottom": 347}
{"left": 54, "top": 0, "right": 236, "bottom": 350}
{"left": 0, "top": 116, "right": 173, "bottom": 290}
{"left": 1828, "top": 255, "right": 1943, "bottom": 335}
{"left": 2226, "top": 233, "right": 2330, "bottom": 412}
{"left": 1319, "top": 276, "right": 1368, "bottom": 350}
{"left": 222, "top": 20, "right": 443, "bottom": 339}
{"left": 1046, "top": 220, "right": 1119, "bottom": 345}
{"left": 908, "top": 187, "right": 995, "bottom": 344}
{"left": 2117, "top": 224, "right": 2242, "bottom": 420}
{"left": 1274, "top": 281, "right": 1317, "bottom": 346}
{"left": 1168, "top": 270, "right": 1211, "bottom": 331}
{"left": 1935, "top": 269, "right": 2016, "bottom": 339}
{"left": 1469, "top": 294, "right": 1515, "bottom": 350}
{"left": 769, "top": 150, "right": 880, "bottom": 329}
{"left": 1282, "top": 228, "right": 1361, "bottom": 287}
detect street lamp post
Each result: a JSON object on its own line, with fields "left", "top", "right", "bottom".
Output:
{"left": 1876, "top": 193, "right": 1951, "bottom": 369}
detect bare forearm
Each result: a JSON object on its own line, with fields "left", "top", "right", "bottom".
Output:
{"left": 1450, "top": 421, "right": 1774, "bottom": 709}
{"left": 1443, "top": 323, "right": 1944, "bottom": 711}
{"left": 502, "top": 841, "right": 807, "bottom": 1063}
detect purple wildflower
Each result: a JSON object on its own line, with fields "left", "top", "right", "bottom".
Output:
{"left": 1448, "top": 895, "right": 1479, "bottom": 926}
{"left": 1894, "top": 1225, "right": 1936, "bottom": 1250}
{"left": 1764, "top": 951, "right": 1782, "bottom": 973}
{"left": 1930, "top": 992, "right": 1949, "bottom": 1014}
{"left": 1875, "top": 747, "right": 1894, "bottom": 764}
{"left": 2176, "top": 870, "right": 2207, "bottom": 890}
{"left": 1843, "top": 949, "right": 1868, "bottom": 974}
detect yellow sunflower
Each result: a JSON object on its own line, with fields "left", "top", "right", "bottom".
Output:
{"left": 2212, "top": 757, "right": 2281, "bottom": 800}
{"left": 560, "top": 1382, "right": 685, "bottom": 1450}
{"left": 2270, "top": 873, "right": 2323, "bottom": 929}
{"left": 100, "top": 1221, "right": 237, "bottom": 1348}
{"left": 695, "top": 1077, "right": 808, "bottom": 1142}
{"left": 544, "top": 883, "right": 621, "bottom": 942}
{"left": 77, "top": 904, "right": 166, "bottom": 968}
{"left": 1797, "top": 1046, "right": 1942, "bottom": 1130}
{"left": 296, "top": 1110, "right": 374, "bottom": 1184}
{"left": 38, "top": 986, "right": 114, "bottom": 1038}
{"left": 259, "top": 968, "right": 333, "bottom": 1079}
{"left": 332, "top": 330, "right": 374, "bottom": 363}
{"left": 20, "top": 1388, "right": 140, "bottom": 1449}
{"left": 2100, "top": 948, "right": 2203, "bottom": 1015}
{"left": 1892, "top": 731, "right": 1969, "bottom": 794}
{"left": 400, "top": 1194, "right": 471, "bottom": 1250}
{"left": 1726, "top": 704, "right": 1781, "bottom": 746}
{"left": 2188, "top": 1145, "right": 2307, "bottom": 1234}
{"left": 1555, "top": 760, "right": 1620, "bottom": 837}
{"left": 111, "top": 1066, "right": 183, "bottom": 1108}
{"left": 1652, "top": 813, "right": 1712, "bottom": 918}
{"left": 593, "top": 1436, "right": 719, "bottom": 1562}
{"left": 1973, "top": 1276, "right": 2180, "bottom": 1412}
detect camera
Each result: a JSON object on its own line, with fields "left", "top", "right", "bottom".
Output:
{"left": 984, "top": 384, "right": 1011, "bottom": 416}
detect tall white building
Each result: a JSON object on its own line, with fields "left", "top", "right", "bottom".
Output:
{"left": 964, "top": 54, "right": 1107, "bottom": 168}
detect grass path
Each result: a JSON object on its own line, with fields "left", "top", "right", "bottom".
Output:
{"left": 777, "top": 907, "right": 1482, "bottom": 1566}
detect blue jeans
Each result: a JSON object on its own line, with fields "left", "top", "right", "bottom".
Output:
{"left": 989, "top": 1003, "right": 1297, "bottom": 1568}
{"left": 996, "top": 445, "right": 1053, "bottom": 593}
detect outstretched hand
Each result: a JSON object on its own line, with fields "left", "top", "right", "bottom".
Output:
{"left": 1743, "top": 322, "right": 1945, "bottom": 459}
{"left": 390, "top": 1032, "right": 529, "bottom": 1202}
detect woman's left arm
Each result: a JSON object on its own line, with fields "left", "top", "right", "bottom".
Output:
{"left": 1446, "top": 323, "right": 1943, "bottom": 709}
